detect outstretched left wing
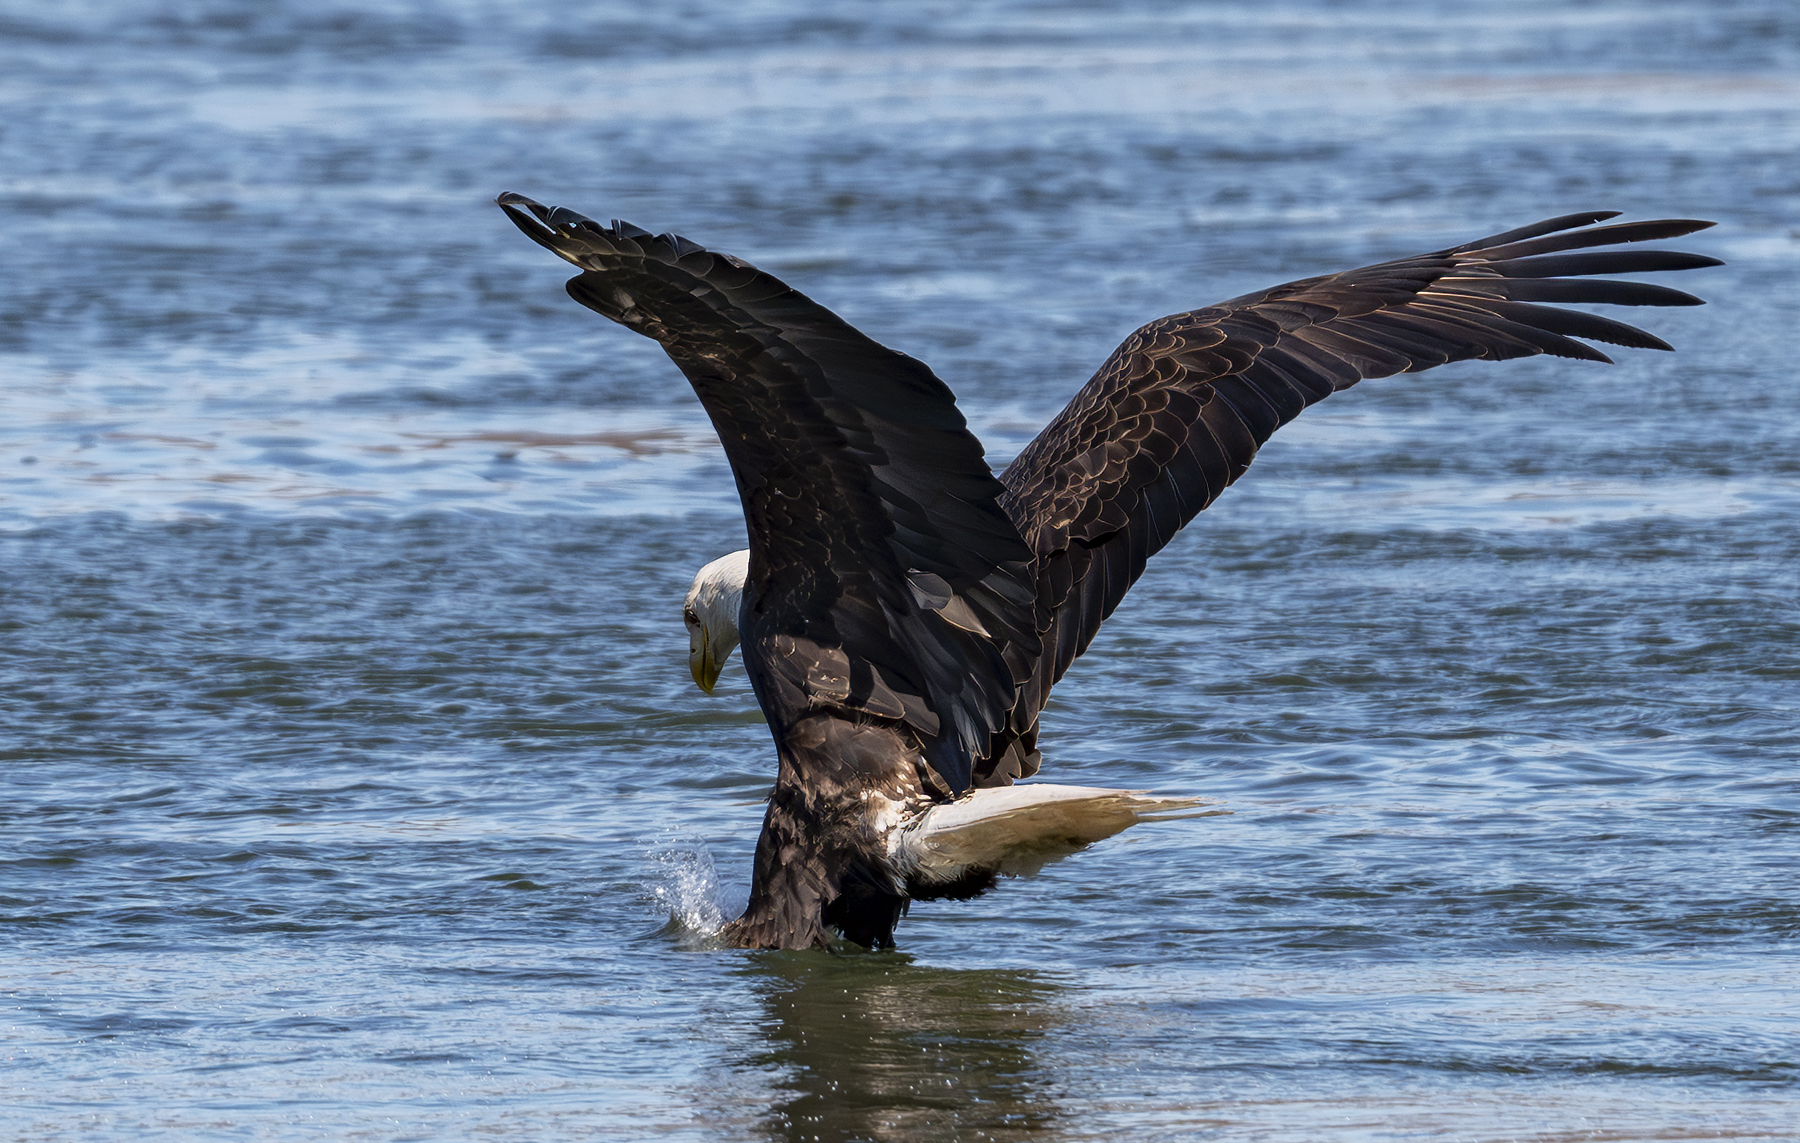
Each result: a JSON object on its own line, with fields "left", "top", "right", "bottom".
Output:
{"left": 498, "top": 193, "right": 1038, "bottom": 793}
{"left": 987, "top": 212, "right": 1719, "bottom": 786}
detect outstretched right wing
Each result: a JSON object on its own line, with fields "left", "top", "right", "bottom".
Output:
{"left": 982, "top": 212, "right": 1719, "bottom": 785}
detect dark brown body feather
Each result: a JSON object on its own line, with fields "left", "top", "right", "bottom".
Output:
{"left": 497, "top": 194, "right": 1716, "bottom": 948}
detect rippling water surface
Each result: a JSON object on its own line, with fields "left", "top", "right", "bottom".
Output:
{"left": 3, "top": 1, "right": 1797, "bottom": 1139}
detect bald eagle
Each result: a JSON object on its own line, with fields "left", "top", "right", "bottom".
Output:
{"left": 498, "top": 193, "right": 1716, "bottom": 949}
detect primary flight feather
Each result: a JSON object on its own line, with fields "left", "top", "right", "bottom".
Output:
{"left": 498, "top": 193, "right": 1716, "bottom": 949}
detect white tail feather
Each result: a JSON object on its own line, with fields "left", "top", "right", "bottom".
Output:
{"left": 891, "top": 784, "right": 1224, "bottom": 883}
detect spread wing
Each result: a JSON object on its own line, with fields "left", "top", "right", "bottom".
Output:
{"left": 985, "top": 212, "right": 1719, "bottom": 785}
{"left": 498, "top": 193, "right": 1038, "bottom": 793}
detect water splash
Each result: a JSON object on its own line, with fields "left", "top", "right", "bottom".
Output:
{"left": 644, "top": 836, "right": 729, "bottom": 939}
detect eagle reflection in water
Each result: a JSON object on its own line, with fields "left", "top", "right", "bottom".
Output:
{"left": 738, "top": 955, "right": 1061, "bottom": 1142}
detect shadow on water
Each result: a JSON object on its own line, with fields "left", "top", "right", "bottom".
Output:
{"left": 738, "top": 952, "right": 1063, "bottom": 1143}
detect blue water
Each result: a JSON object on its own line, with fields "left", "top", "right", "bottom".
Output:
{"left": 3, "top": 1, "right": 1797, "bottom": 1139}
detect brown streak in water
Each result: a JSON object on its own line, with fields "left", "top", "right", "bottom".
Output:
{"left": 266, "top": 485, "right": 384, "bottom": 500}
{"left": 103, "top": 432, "right": 217, "bottom": 449}
{"left": 401, "top": 429, "right": 682, "bottom": 456}
{"left": 1428, "top": 73, "right": 1798, "bottom": 96}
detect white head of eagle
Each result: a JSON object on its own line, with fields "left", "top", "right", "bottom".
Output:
{"left": 683, "top": 549, "right": 747, "bottom": 692}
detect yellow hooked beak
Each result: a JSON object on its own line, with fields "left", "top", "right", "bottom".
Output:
{"left": 689, "top": 622, "right": 722, "bottom": 694}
